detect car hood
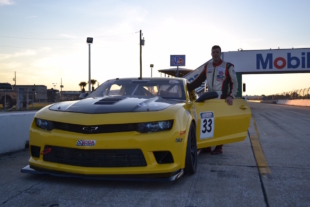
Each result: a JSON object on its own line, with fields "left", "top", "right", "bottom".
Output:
{"left": 49, "top": 96, "right": 183, "bottom": 114}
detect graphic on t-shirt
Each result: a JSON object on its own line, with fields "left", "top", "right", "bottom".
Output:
{"left": 217, "top": 70, "right": 224, "bottom": 81}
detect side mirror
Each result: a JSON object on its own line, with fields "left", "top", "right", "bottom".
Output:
{"left": 243, "top": 83, "right": 246, "bottom": 92}
{"left": 196, "top": 92, "right": 218, "bottom": 102}
{"left": 79, "top": 92, "right": 89, "bottom": 99}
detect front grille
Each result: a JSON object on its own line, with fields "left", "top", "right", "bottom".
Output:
{"left": 43, "top": 146, "right": 147, "bottom": 167}
{"left": 54, "top": 122, "right": 136, "bottom": 134}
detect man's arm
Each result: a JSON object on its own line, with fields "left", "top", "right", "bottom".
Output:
{"left": 228, "top": 65, "right": 238, "bottom": 98}
{"left": 187, "top": 66, "right": 207, "bottom": 91}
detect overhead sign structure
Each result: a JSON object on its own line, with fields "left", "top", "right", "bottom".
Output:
{"left": 183, "top": 60, "right": 209, "bottom": 94}
{"left": 184, "top": 48, "right": 310, "bottom": 98}
{"left": 170, "top": 55, "right": 186, "bottom": 77}
{"left": 222, "top": 48, "right": 310, "bottom": 74}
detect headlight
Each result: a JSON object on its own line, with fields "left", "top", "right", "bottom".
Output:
{"left": 35, "top": 118, "right": 54, "bottom": 131}
{"left": 137, "top": 120, "right": 173, "bottom": 133}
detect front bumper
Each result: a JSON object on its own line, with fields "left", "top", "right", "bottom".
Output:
{"left": 27, "top": 117, "right": 188, "bottom": 176}
{"left": 21, "top": 165, "right": 184, "bottom": 182}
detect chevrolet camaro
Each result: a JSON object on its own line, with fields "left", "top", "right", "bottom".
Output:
{"left": 21, "top": 77, "right": 251, "bottom": 181}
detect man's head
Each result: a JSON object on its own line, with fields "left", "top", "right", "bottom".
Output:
{"left": 211, "top": 45, "right": 222, "bottom": 63}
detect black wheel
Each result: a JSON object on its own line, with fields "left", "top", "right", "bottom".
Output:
{"left": 185, "top": 122, "right": 197, "bottom": 175}
{"left": 2, "top": 96, "right": 13, "bottom": 109}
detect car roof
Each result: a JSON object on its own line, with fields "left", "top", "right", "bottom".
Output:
{"left": 109, "top": 77, "right": 186, "bottom": 81}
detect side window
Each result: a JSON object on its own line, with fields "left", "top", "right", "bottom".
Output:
{"left": 159, "top": 85, "right": 181, "bottom": 98}
{"left": 109, "top": 84, "right": 121, "bottom": 95}
{"left": 143, "top": 86, "right": 158, "bottom": 95}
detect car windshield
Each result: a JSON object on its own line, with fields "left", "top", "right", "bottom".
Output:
{"left": 89, "top": 79, "right": 186, "bottom": 100}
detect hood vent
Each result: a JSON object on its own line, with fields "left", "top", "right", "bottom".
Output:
{"left": 94, "top": 96, "right": 125, "bottom": 105}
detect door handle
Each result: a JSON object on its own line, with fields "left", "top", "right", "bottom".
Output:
{"left": 240, "top": 105, "right": 248, "bottom": 110}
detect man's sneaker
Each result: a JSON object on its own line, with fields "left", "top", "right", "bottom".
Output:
{"left": 203, "top": 147, "right": 212, "bottom": 153}
{"left": 211, "top": 147, "right": 223, "bottom": 155}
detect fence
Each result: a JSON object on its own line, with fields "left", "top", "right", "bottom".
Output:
{"left": 0, "top": 89, "right": 58, "bottom": 111}
{"left": 263, "top": 87, "right": 310, "bottom": 100}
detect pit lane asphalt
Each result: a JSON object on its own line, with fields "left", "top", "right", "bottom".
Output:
{"left": 0, "top": 102, "right": 309, "bottom": 207}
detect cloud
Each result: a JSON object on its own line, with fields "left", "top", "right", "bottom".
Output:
{"left": 0, "top": 49, "right": 36, "bottom": 60}
{"left": 26, "top": 16, "right": 37, "bottom": 19}
{"left": 59, "top": 34, "right": 79, "bottom": 39}
{"left": 0, "top": 0, "right": 14, "bottom": 6}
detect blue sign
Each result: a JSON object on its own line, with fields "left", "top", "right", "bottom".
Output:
{"left": 170, "top": 55, "right": 186, "bottom": 66}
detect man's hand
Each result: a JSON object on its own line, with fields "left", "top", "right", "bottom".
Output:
{"left": 226, "top": 96, "right": 233, "bottom": 105}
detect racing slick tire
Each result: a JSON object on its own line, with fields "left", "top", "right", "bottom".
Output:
{"left": 184, "top": 122, "right": 197, "bottom": 175}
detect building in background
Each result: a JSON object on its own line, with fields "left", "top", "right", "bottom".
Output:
{"left": 47, "top": 89, "right": 60, "bottom": 102}
{"left": 158, "top": 68, "right": 193, "bottom": 77}
{"left": 13, "top": 85, "right": 47, "bottom": 102}
{"left": 60, "top": 91, "right": 80, "bottom": 101}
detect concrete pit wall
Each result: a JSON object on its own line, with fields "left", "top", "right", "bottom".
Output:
{"left": 0, "top": 112, "right": 36, "bottom": 154}
{"left": 277, "top": 100, "right": 310, "bottom": 107}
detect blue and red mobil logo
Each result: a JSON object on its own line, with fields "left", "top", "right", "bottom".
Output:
{"left": 256, "top": 52, "right": 310, "bottom": 70}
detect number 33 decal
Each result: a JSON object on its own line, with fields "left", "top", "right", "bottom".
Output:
{"left": 200, "top": 112, "right": 214, "bottom": 139}
{"left": 202, "top": 119, "right": 212, "bottom": 133}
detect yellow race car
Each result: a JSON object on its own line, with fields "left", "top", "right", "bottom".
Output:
{"left": 21, "top": 78, "right": 251, "bottom": 181}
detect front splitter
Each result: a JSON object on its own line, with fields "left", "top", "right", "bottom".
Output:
{"left": 21, "top": 165, "right": 184, "bottom": 182}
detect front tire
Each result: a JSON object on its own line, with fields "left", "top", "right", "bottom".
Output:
{"left": 185, "top": 122, "right": 197, "bottom": 175}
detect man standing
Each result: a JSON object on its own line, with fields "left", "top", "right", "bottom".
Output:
{"left": 187, "top": 45, "right": 238, "bottom": 155}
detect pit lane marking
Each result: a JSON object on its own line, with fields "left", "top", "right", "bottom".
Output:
{"left": 249, "top": 117, "right": 271, "bottom": 175}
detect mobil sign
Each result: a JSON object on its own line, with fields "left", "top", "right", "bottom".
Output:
{"left": 257, "top": 51, "right": 310, "bottom": 70}
{"left": 222, "top": 48, "right": 310, "bottom": 73}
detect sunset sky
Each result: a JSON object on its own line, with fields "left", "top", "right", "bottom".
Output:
{"left": 0, "top": 0, "right": 309, "bottom": 96}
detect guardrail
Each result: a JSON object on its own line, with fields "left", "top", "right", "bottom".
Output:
{"left": 0, "top": 89, "right": 61, "bottom": 112}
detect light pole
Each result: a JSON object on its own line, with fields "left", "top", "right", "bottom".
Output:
{"left": 86, "top": 37, "right": 93, "bottom": 93}
{"left": 139, "top": 30, "right": 145, "bottom": 79}
{"left": 52, "top": 83, "right": 57, "bottom": 89}
{"left": 60, "top": 78, "right": 64, "bottom": 98}
{"left": 150, "top": 64, "right": 154, "bottom": 77}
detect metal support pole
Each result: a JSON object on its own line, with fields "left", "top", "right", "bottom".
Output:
{"left": 26, "top": 88, "right": 29, "bottom": 110}
{"left": 88, "top": 44, "right": 91, "bottom": 93}
{"left": 176, "top": 66, "right": 179, "bottom": 77}
{"left": 140, "top": 30, "right": 142, "bottom": 78}
{"left": 236, "top": 73, "right": 242, "bottom": 98}
{"left": 4, "top": 91, "right": 6, "bottom": 110}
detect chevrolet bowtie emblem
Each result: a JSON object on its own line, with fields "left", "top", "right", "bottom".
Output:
{"left": 82, "top": 126, "right": 98, "bottom": 133}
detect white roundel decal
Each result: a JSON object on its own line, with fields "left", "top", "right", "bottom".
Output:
{"left": 200, "top": 112, "right": 214, "bottom": 139}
